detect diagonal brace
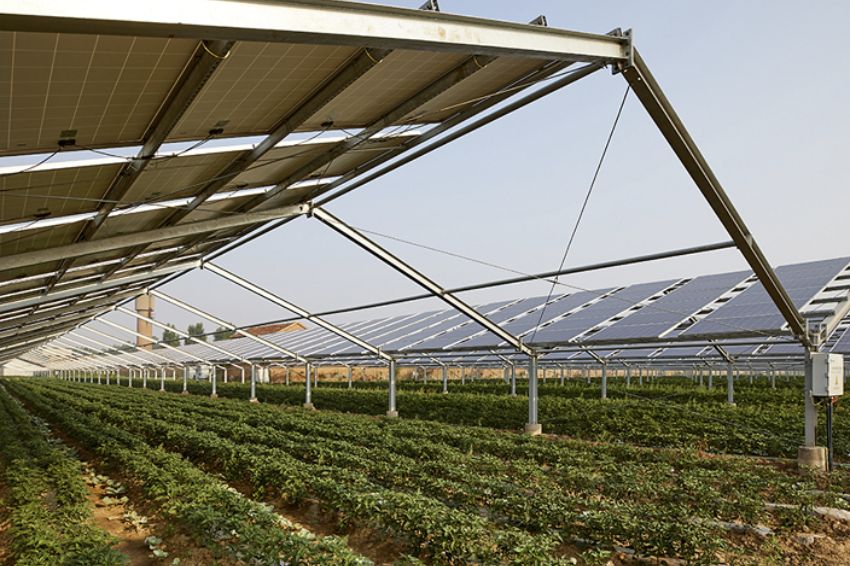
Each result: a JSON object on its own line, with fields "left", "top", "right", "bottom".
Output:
{"left": 310, "top": 206, "right": 534, "bottom": 356}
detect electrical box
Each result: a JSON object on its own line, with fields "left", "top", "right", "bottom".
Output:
{"left": 811, "top": 353, "right": 844, "bottom": 397}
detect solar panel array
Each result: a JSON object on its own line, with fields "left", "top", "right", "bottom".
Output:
{"left": 48, "top": 255, "right": 850, "bottom": 371}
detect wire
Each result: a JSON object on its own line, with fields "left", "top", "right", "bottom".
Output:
{"left": 529, "top": 85, "right": 630, "bottom": 344}
{"left": 0, "top": 150, "right": 60, "bottom": 178}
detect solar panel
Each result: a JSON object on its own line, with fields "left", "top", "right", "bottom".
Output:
{"left": 683, "top": 257, "right": 850, "bottom": 336}
{"left": 331, "top": 311, "right": 450, "bottom": 355}
{"left": 830, "top": 327, "right": 850, "bottom": 355}
{"left": 529, "top": 280, "right": 678, "bottom": 345}
{"left": 590, "top": 270, "right": 750, "bottom": 342}
{"left": 460, "top": 290, "right": 610, "bottom": 349}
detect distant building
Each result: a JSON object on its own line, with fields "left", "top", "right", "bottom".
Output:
{"left": 237, "top": 322, "right": 305, "bottom": 338}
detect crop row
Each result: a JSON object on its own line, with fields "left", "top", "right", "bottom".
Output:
{"left": 3, "top": 380, "right": 374, "bottom": 565}
{"left": 135, "top": 377, "right": 845, "bottom": 458}
{"left": 0, "top": 385, "right": 126, "bottom": 565}
{"left": 15, "top": 378, "right": 850, "bottom": 564}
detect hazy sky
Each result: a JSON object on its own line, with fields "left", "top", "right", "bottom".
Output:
{"left": 56, "top": 2, "right": 850, "bottom": 335}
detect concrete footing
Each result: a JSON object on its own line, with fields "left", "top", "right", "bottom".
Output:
{"left": 210, "top": 393, "right": 218, "bottom": 399}
{"left": 386, "top": 410, "right": 399, "bottom": 418}
{"left": 249, "top": 398, "right": 260, "bottom": 404}
{"left": 303, "top": 402, "right": 315, "bottom": 411}
{"left": 524, "top": 423, "right": 542, "bottom": 436}
{"left": 797, "top": 446, "right": 827, "bottom": 472}
{"left": 180, "top": 390, "right": 190, "bottom": 396}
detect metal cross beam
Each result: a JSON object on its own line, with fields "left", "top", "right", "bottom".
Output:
{"left": 0, "top": 205, "right": 307, "bottom": 274}
{"left": 94, "top": 318, "right": 209, "bottom": 364}
{"left": 115, "top": 305, "right": 252, "bottom": 364}
{"left": 148, "top": 290, "right": 308, "bottom": 364}
{"left": 201, "top": 262, "right": 393, "bottom": 362}
{"left": 620, "top": 48, "right": 810, "bottom": 349}
{"left": 65, "top": 332, "right": 154, "bottom": 369}
{"left": 0, "top": 0, "right": 630, "bottom": 62}
{"left": 42, "top": 39, "right": 235, "bottom": 294}
{"left": 78, "top": 326, "right": 178, "bottom": 367}
{"left": 97, "top": 46, "right": 393, "bottom": 280}
{"left": 311, "top": 206, "right": 533, "bottom": 356}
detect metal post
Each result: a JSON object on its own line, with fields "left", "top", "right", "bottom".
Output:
{"left": 726, "top": 362, "right": 735, "bottom": 405}
{"left": 804, "top": 355, "right": 816, "bottom": 447}
{"left": 625, "top": 366, "right": 631, "bottom": 387}
{"left": 559, "top": 365, "right": 565, "bottom": 386}
{"left": 159, "top": 366, "right": 166, "bottom": 392}
{"left": 638, "top": 366, "right": 643, "bottom": 386}
{"left": 314, "top": 365, "right": 319, "bottom": 388}
{"left": 129, "top": 369, "right": 134, "bottom": 388}
{"left": 105, "top": 370, "right": 110, "bottom": 386}
{"left": 97, "top": 370, "right": 102, "bottom": 385}
{"left": 285, "top": 365, "right": 291, "bottom": 386}
{"left": 142, "top": 368, "right": 147, "bottom": 389}
{"left": 210, "top": 365, "right": 218, "bottom": 398}
{"left": 525, "top": 355, "right": 541, "bottom": 435}
{"left": 387, "top": 360, "right": 398, "bottom": 418}
{"left": 347, "top": 365, "right": 353, "bottom": 389}
{"left": 304, "top": 363, "right": 314, "bottom": 410}
{"left": 707, "top": 368, "right": 713, "bottom": 389}
{"left": 182, "top": 365, "right": 189, "bottom": 394}
{"left": 461, "top": 366, "right": 465, "bottom": 385}
{"left": 441, "top": 365, "right": 448, "bottom": 394}
{"left": 250, "top": 364, "right": 258, "bottom": 403}
{"left": 510, "top": 363, "right": 517, "bottom": 397}
{"left": 601, "top": 363, "right": 608, "bottom": 400}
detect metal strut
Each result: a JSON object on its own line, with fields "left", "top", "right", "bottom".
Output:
{"left": 310, "top": 206, "right": 534, "bottom": 357}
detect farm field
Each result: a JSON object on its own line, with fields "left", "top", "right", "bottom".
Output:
{"left": 1, "top": 377, "right": 850, "bottom": 565}
{"left": 141, "top": 375, "right": 849, "bottom": 460}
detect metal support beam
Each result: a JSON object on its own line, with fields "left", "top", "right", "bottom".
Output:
{"left": 0, "top": 205, "right": 306, "bottom": 274}
{"left": 620, "top": 49, "right": 810, "bottom": 348}
{"left": 0, "top": 1, "right": 630, "bottom": 62}
{"left": 115, "top": 306, "right": 251, "bottom": 364}
{"left": 387, "top": 359, "right": 398, "bottom": 418}
{"left": 312, "top": 207, "right": 533, "bottom": 356}
{"left": 601, "top": 362, "right": 608, "bottom": 400}
{"left": 304, "top": 363, "right": 315, "bottom": 410}
{"left": 524, "top": 355, "right": 541, "bottom": 435}
{"left": 148, "top": 290, "right": 307, "bottom": 363}
{"left": 95, "top": 317, "right": 208, "bottom": 364}
{"left": 201, "top": 261, "right": 391, "bottom": 361}
{"left": 726, "top": 361, "right": 735, "bottom": 405}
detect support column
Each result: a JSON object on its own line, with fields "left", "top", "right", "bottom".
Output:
{"left": 524, "top": 355, "right": 541, "bottom": 435}
{"left": 304, "top": 363, "right": 315, "bottom": 410}
{"left": 510, "top": 363, "right": 517, "bottom": 397}
{"left": 601, "top": 363, "right": 608, "bottom": 400}
{"left": 559, "top": 365, "right": 565, "bottom": 386}
{"left": 347, "top": 365, "right": 353, "bottom": 389}
{"left": 625, "top": 366, "right": 631, "bottom": 387}
{"left": 707, "top": 369, "right": 713, "bottom": 389}
{"left": 726, "top": 362, "right": 735, "bottom": 405}
{"left": 441, "top": 365, "right": 448, "bottom": 394}
{"left": 250, "top": 364, "right": 258, "bottom": 403}
{"left": 159, "top": 366, "right": 166, "bottom": 392}
{"left": 129, "top": 369, "right": 134, "bottom": 388}
{"left": 387, "top": 360, "right": 398, "bottom": 418}
{"left": 210, "top": 365, "right": 218, "bottom": 399}
{"left": 182, "top": 365, "right": 189, "bottom": 394}
{"left": 461, "top": 366, "right": 465, "bottom": 385}
{"left": 97, "top": 370, "right": 102, "bottom": 385}
{"left": 638, "top": 366, "right": 643, "bottom": 386}
{"left": 142, "top": 368, "right": 147, "bottom": 389}
{"left": 798, "top": 353, "right": 827, "bottom": 471}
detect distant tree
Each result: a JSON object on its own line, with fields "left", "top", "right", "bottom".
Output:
{"left": 161, "top": 324, "right": 181, "bottom": 348}
{"left": 213, "top": 326, "right": 232, "bottom": 341}
{"left": 185, "top": 322, "right": 207, "bottom": 345}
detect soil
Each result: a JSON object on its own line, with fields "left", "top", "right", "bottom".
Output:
{"left": 0, "top": 484, "right": 10, "bottom": 565}
{"left": 86, "top": 477, "right": 155, "bottom": 565}
{"left": 284, "top": 499, "right": 408, "bottom": 565}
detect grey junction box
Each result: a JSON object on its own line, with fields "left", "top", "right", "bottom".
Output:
{"left": 811, "top": 353, "right": 844, "bottom": 397}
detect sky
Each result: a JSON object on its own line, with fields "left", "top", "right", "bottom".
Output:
{"left": 31, "top": 1, "right": 850, "bottom": 337}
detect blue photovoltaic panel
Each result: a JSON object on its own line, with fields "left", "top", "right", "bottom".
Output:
{"left": 764, "top": 342, "right": 806, "bottom": 356}
{"left": 369, "top": 310, "right": 460, "bottom": 351}
{"left": 390, "top": 301, "right": 519, "bottom": 351}
{"left": 413, "top": 298, "right": 550, "bottom": 350}
{"left": 590, "top": 270, "right": 750, "bottom": 342}
{"left": 684, "top": 257, "right": 850, "bottom": 336}
{"left": 655, "top": 346, "right": 708, "bottom": 358}
{"left": 461, "top": 290, "right": 610, "bottom": 349}
{"left": 529, "top": 280, "right": 678, "bottom": 345}
{"left": 313, "top": 313, "right": 441, "bottom": 355}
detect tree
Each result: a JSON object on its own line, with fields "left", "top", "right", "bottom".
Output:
{"left": 213, "top": 326, "right": 232, "bottom": 341}
{"left": 161, "top": 324, "right": 181, "bottom": 348}
{"left": 185, "top": 322, "right": 207, "bottom": 345}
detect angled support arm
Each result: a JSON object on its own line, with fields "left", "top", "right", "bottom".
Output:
{"left": 147, "top": 290, "right": 308, "bottom": 364}
{"left": 310, "top": 206, "right": 534, "bottom": 357}
{"left": 201, "top": 262, "right": 394, "bottom": 362}
{"left": 620, "top": 48, "right": 810, "bottom": 349}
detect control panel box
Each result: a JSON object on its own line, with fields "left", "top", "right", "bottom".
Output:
{"left": 811, "top": 353, "right": 844, "bottom": 397}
